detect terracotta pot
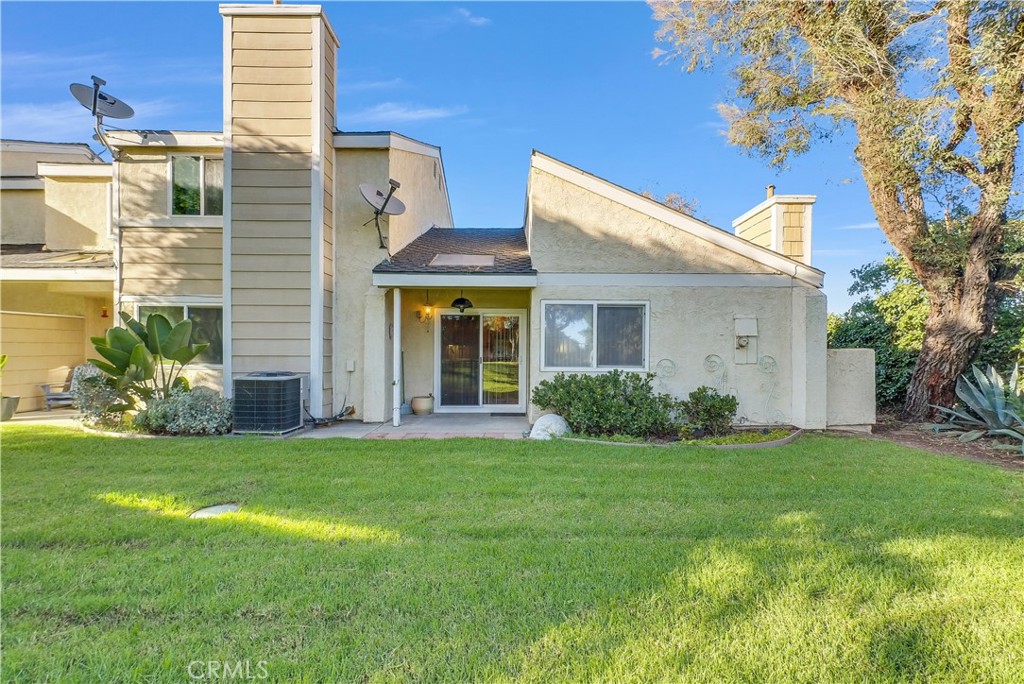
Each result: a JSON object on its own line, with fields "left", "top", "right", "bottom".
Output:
{"left": 410, "top": 396, "right": 434, "bottom": 415}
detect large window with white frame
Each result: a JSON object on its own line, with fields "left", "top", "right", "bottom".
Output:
{"left": 541, "top": 301, "right": 648, "bottom": 371}
{"left": 170, "top": 155, "right": 223, "bottom": 216}
{"left": 136, "top": 304, "right": 223, "bottom": 365}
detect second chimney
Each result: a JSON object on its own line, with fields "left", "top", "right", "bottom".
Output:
{"left": 732, "top": 189, "right": 816, "bottom": 266}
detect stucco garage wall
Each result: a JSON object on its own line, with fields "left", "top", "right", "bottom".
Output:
{"left": 42, "top": 177, "right": 111, "bottom": 250}
{"left": 827, "top": 349, "right": 876, "bottom": 428}
{"left": 529, "top": 283, "right": 800, "bottom": 425}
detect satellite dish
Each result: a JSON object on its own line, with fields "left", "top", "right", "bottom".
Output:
{"left": 359, "top": 179, "right": 405, "bottom": 250}
{"left": 359, "top": 182, "right": 406, "bottom": 216}
{"left": 70, "top": 81, "right": 135, "bottom": 120}
{"left": 69, "top": 76, "right": 134, "bottom": 160}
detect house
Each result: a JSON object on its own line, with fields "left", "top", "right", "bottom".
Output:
{"left": 0, "top": 3, "right": 875, "bottom": 429}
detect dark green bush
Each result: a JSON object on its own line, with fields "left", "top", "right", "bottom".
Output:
{"left": 135, "top": 387, "right": 233, "bottom": 435}
{"left": 531, "top": 370, "right": 681, "bottom": 438}
{"left": 679, "top": 386, "right": 738, "bottom": 437}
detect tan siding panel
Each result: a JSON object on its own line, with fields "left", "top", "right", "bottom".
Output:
{"left": 122, "top": 278, "right": 222, "bottom": 297}
{"left": 233, "top": 254, "right": 310, "bottom": 272}
{"left": 233, "top": 289, "right": 310, "bottom": 306}
{"left": 233, "top": 272, "right": 310, "bottom": 289}
{"left": 234, "top": 357, "right": 310, "bottom": 374}
{"left": 232, "top": 83, "right": 312, "bottom": 102}
{"left": 232, "top": 101, "right": 314, "bottom": 119}
{"left": 234, "top": 168, "right": 312, "bottom": 187}
{"left": 232, "top": 49, "right": 312, "bottom": 68}
{"left": 121, "top": 227, "right": 221, "bottom": 249}
{"left": 232, "top": 186, "right": 311, "bottom": 205}
{"left": 122, "top": 247, "right": 222, "bottom": 264}
{"left": 232, "top": 66, "right": 312, "bottom": 85}
{"left": 233, "top": 339, "right": 310, "bottom": 356}
{"left": 233, "top": 305, "right": 311, "bottom": 323}
{"left": 232, "top": 221, "right": 310, "bottom": 239}
{"left": 231, "top": 152, "right": 311, "bottom": 170}
{"left": 0, "top": 313, "right": 85, "bottom": 412}
{"left": 233, "top": 117, "right": 312, "bottom": 137}
{"left": 232, "top": 16, "right": 312, "bottom": 33}
{"left": 232, "top": 237, "right": 313, "bottom": 255}
{"left": 233, "top": 31, "right": 311, "bottom": 50}
{"left": 232, "top": 135, "right": 311, "bottom": 154}
{"left": 232, "top": 203, "right": 311, "bottom": 221}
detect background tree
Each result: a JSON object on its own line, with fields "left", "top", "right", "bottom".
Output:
{"left": 641, "top": 189, "right": 700, "bottom": 217}
{"left": 651, "top": 1, "right": 1024, "bottom": 420}
{"left": 829, "top": 252, "right": 1023, "bottom": 409}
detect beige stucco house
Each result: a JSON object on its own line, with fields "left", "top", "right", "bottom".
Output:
{"left": 0, "top": 3, "right": 874, "bottom": 428}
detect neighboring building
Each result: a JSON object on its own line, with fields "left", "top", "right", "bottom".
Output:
{"left": 0, "top": 3, "right": 874, "bottom": 428}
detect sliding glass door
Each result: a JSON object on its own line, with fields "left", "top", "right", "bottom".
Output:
{"left": 437, "top": 311, "right": 524, "bottom": 411}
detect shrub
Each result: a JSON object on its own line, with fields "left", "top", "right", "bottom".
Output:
{"left": 531, "top": 370, "right": 681, "bottom": 438}
{"left": 927, "top": 364, "right": 1024, "bottom": 453}
{"left": 135, "top": 386, "right": 233, "bottom": 435}
{"left": 679, "top": 386, "right": 738, "bottom": 438}
{"left": 70, "top": 364, "right": 128, "bottom": 426}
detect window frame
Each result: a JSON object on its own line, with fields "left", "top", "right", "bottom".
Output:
{"left": 168, "top": 154, "right": 223, "bottom": 217}
{"left": 133, "top": 300, "right": 224, "bottom": 368}
{"left": 540, "top": 300, "right": 649, "bottom": 372}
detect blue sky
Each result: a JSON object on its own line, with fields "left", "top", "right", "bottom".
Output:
{"left": 1, "top": 1, "right": 894, "bottom": 311}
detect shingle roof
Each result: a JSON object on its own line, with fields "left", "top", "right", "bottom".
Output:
{"left": 373, "top": 228, "right": 535, "bottom": 274}
{"left": 0, "top": 245, "right": 114, "bottom": 269}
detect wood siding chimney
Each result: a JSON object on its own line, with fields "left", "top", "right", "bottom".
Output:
{"left": 220, "top": 4, "right": 339, "bottom": 417}
{"left": 732, "top": 192, "right": 815, "bottom": 267}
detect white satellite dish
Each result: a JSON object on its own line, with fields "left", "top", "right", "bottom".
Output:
{"left": 359, "top": 179, "right": 405, "bottom": 250}
{"left": 359, "top": 182, "right": 406, "bottom": 216}
{"left": 70, "top": 82, "right": 135, "bottom": 120}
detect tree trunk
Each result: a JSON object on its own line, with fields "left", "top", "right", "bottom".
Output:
{"left": 901, "top": 269, "right": 999, "bottom": 421}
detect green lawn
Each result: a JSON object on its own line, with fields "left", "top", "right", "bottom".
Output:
{"left": 2, "top": 426, "right": 1023, "bottom": 683}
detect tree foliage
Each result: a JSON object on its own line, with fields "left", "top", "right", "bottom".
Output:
{"left": 829, "top": 253, "right": 1023, "bottom": 409}
{"left": 652, "top": 0, "right": 1024, "bottom": 420}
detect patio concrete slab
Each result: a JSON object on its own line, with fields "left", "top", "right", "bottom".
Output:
{"left": 298, "top": 413, "right": 530, "bottom": 440}
{"left": 3, "top": 408, "right": 82, "bottom": 428}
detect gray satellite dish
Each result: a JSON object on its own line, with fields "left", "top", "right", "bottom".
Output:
{"left": 69, "top": 76, "right": 134, "bottom": 160}
{"left": 70, "top": 80, "right": 135, "bottom": 120}
{"left": 359, "top": 179, "right": 405, "bottom": 250}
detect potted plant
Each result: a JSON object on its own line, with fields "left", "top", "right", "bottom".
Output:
{"left": 410, "top": 394, "right": 434, "bottom": 415}
{"left": 0, "top": 354, "right": 20, "bottom": 421}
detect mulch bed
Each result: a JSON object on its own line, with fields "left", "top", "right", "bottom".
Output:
{"left": 863, "top": 414, "right": 1024, "bottom": 471}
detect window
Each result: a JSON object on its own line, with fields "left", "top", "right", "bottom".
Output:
{"left": 171, "top": 156, "right": 223, "bottom": 216}
{"left": 542, "top": 301, "right": 647, "bottom": 370}
{"left": 137, "top": 305, "right": 223, "bottom": 365}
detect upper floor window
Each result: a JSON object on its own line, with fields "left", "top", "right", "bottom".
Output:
{"left": 541, "top": 301, "right": 648, "bottom": 371}
{"left": 171, "top": 156, "right": 223, "bottom": 216}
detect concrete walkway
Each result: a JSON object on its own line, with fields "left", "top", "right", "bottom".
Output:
{"left": 298, "top": 413, "right": 530, "bottom": 440}
{"left": 3, "top": 408, "right": 82, "bottom": 428}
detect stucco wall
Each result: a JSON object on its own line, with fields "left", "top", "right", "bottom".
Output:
{"left": 827, "top": 349, "right": 877, "bottom": 427}
{"left": 528, "top": 283, "right": 807, "bottom": 425}
{"left": 387, "top": 148, "right": 453, "bottom": 253}
{"left": 1, "top": 190, "right": 45, "bottom": 244}
{"left": 0, "top": 147, "right": 96, "bottom": 177}
{"left": 528, "top": 168, "right": 776, "bottom": 275}
{"left": 42, "top": 177, "right": 111, "bottom": 250}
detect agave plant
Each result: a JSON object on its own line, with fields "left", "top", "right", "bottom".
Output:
{"left": 90, "top": 312, "right": 208, "bottom": 410}
{"left": 927, "top": 364, "right": 1024, "bottom": 453}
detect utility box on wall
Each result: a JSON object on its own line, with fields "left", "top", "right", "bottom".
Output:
{"left": 734, "top": 317, "right": 758, "bottom": 364}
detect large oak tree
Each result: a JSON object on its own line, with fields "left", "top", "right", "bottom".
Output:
{"left": 651, "top": 0, "right": 1023, "bottom": 420}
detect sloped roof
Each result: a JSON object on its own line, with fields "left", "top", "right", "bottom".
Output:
{"left": 373, "top": 228, "right": 535, "bottom": 274}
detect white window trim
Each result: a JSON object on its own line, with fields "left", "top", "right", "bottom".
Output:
{"left": 540, "top": 300, "right": 650, "bottom": 372}
{"left": 168, "top": 154, "right": 223, "bottom": 218}
{"left": 133, "top": 300, "right": 224, "bottom": 369}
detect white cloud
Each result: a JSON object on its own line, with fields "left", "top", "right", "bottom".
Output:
{"left": 1, "top": 99, "right": 175, "bottom": 143}
{"left": 834, "top": 221, "right": 880, "bottom": 231}
{"left": 454, "top": 8, "right": 491, "bottom": 27}
{"left": 345, "top": 102, "right": 467, "bottom": 126}
{"left": 344, "top": 78, "right": 405, "bottom": 93}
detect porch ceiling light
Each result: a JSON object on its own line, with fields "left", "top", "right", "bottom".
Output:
{"left": 451, "top": 290, "right": 473, "bottom": 313}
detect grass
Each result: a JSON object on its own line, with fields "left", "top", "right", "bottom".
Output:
{"left": 2, "top": 425, "right": 1023, "bottom": 683}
